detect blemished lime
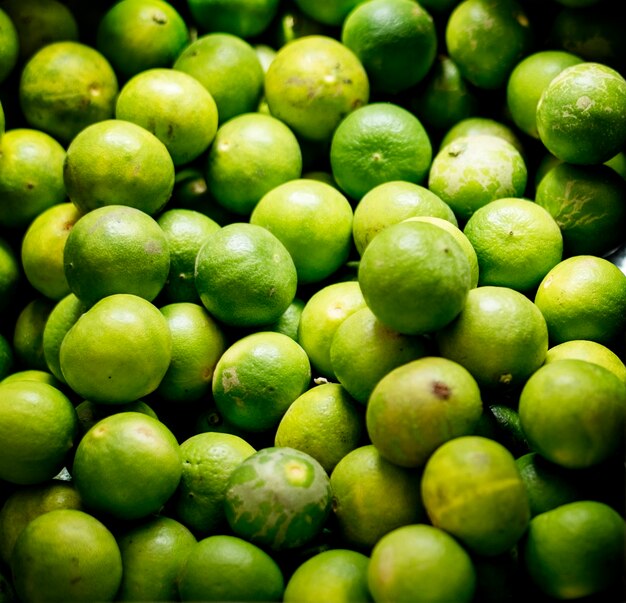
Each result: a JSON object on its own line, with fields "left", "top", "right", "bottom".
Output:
{"left": 72, "top": 412, "right": 182, "bottom": 520}
{"left": 358, "top": 220, "right": 471, "bottom": 335}
{"left": 421, "top": 436, "right": 531, "bottom": 556}
{"left": 224, "top": 446, "right": 332, "bottom": 551}
{"left": 366, "top": 356, "right": 483, "bottom": 468}
{"left": 10, "top": 509, "right": 122, "bottom": 603}
{"left": 518, "top": 359, "right": 626, "bottom": 469}
{"left": 368, "top": 524, "right": 476, "bottom": 603}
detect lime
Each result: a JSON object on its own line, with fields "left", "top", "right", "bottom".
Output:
{"left": 10, "top": 509, "right": 122, "bottom": 603}
{"left": 59, "top": 294, "right": 172, "bottom": 404}
{"left": 0, "top": 335, "right": 13, "bottom": 381}
{"left": 536, "top": 62, "right": 626, "bottom": 165}
{"left": 0, "top": 7, "right": 18, "bottom": 83}
{"left": 0, "top": 236, "right": 20, "bottom": 313}
{"left": 366, "top": 356, "right": 483, "bottom": 468}
{"left": 96, "top": 0, "right": 189, "bottom": 81}
{"left": 116, "top": 68, "right": 219, "bottom": 166}
{"left": 518, "top": 359, "right": 625, "bottom": 469}
{"left": 330, "top": 102, "right": 432, "bottom": 201}
{"left": 116, "top": 515, "right": 196, "bottom": 602}
{"left": 437, "top": 285, "right": 549, "bottom": 389}
{"left": 274, "top": 382, "right": 364, "bottom": 474}
{"left": 358, "top": 220, "right": 471, "bottom": 335}
{"left": 173, "top": 33, "right": 264, "bottom": 124}
{"left": 205, "top": 112, "right": 303, "bottom": 216}
{"left": 293, "top": 0, "right": 362, "bottom": 26}
{"left": 63, "top": 119, "right": 175, "bottom": 216}
{"left": 268, "top": 297, "right": 305, "bottom": 342}
{"left": 264, "top": 35, "right": 369, "bottom": 142}
{"left": 250, "top": 178, "right": 353, "bottom": 284}
{"left": 19, "top": 41, "right": 118, "bottom": 144}
{"left": 330, "top": 306, "right": 429, "bottom": 404}
{"left": 352, "top": 180, "right": 457, "bottom": 256}
{"left": 522, "top": 501, "right": 625, "bottom": 599}
{"left": 284, "top": 549, "right": 371, "bottom": 603}
{"left": 178, "top": 535, "right": 284, "bottom": 602}
{"left": 75, "top": 399, "right": 157, "bottom": 437}
{"left": 194, "top": 223, "right": 297, "bottom": 328}
{"left": 12, "top": 298, "right": 52, "bottom": 371}
{"left": 212, "top": 331, "right": 311, "bottom": 433}
{"left": 421, "top": 435, "right": 531, "bottom": 556}
{"left": 368, "top": 524, "right": 476, "bottom": 603}
{"left": 330, "top": 444, "right": 425, "bottom": 551}
{"left": 72, "top": 412, "right": 182, "bottom": 520}
{"left": 463, "top": 198, "right": 563, "bottom": 292}
{"left": 175, "top": 432, "right": 256, "bottom": 534}
{"left": 341, "top": 0, "right": 437, "bottom": 94}
{"left": 224, "top": 446, "right": 332, "bottom": 551}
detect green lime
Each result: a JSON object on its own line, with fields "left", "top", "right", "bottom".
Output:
{"left": 188, "top": 0, "right": 280, "bottom": 39}
{"left": 13, "top": 298, "right": 52, "bottom": 371}
{"left": 0, "top": 7, "right": 18, "bottom": 83}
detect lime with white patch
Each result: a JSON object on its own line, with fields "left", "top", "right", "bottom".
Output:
{"left": 224, "top": 446, "right": 332, "bottom": 551}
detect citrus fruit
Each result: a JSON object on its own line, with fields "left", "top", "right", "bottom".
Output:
{"left": 250, "top": 178, "right": 353, "bottom": 284}
{"left": 428, "top": 134, "right": 528, "bottom": 223}
{"left": 330, "top": 306, "right": 429, "bottom": 404}
{"left": 518, "top": 359, "right": 626, "bottom": 469}
{"left": 63, "top": 119, "right": 175, "bottom": 215}
{"left": 174, "top": 432, "right": 256, "bottom": 534}
{"left": 0, "top": 128, "right": 66, "bottom": 230}
{"left": 156, "top": 302, "right": 226, "bottom": 403}
{"left": 534, "top": 162, "right": 626, "bottom": 257}
{"left": 264, "top": 35, "right": 369, "bottom": 142}
{"left": 116, "top": 68, "right": 219, "bottom": 166}
{"left": 438, "top": 116, "right": 526, "bottom": 157}
{"left": 212, "top": 331, "right": 311, "bottom": 433}
{"left": 42, "top": 293, "right": 87, "bottom": 383}
{"left": 544, "top": 339, "right": 626, "bottom": 386}
{"left": 293, "top": 0, "right": 362, "bottom": 26}
{"left": 366, "top": 356, "right": 483, "bottom": 468}
{"left": 437, "top": 285, "right": 549, "bottom": 389}
{"left": 351, "top": 180, "right": 457, "bottom": 256}
{"left": 536, "top": 62, "right": 626, "bottom": 165}
{"left": 223, "top": 446, "right": 332, "bottom": 551}
{"left": 177, "top": 534, "right": 284, "bottom": 602}
{"left": 0, "top": 334, "right": 13, "bottom": 381}
{"left": 205, "top": 112, "right": 303, "bottom": 216}
{"left": 63, "top": 205, "right": 170, "bottom": 306}
{"left": 533, "top": 255, "right": 626, "bottom": 345}
{"left": 522, "top": 501, "right": 625, "bottom": 600}
{"left": 173, "top": 33, "right": 264, "bottom": 124}
{"left": 297, "top": 280, "right": 366, "bottom": 379}
{"left": 12, "top": 298, "right": 53, "bottom": 371}
{"left": 368, "top": 524, "right": 477, "bottom": 603}
{"left": 59, "top": 294, "right": 172, "bottom": 404}
{"left": 156, "top": 208, "right": 221, "bottom": 304}
{"left": 421, "top": 435, "right": 531, "bottom": 556}
{"left": 21, "top": 203, "right": 83, "bottom": 301}
{"left": 463, "top": 197, "right": 563, "bottom": 292}
{"left": 0, "top": 7, "right": 18, "bottom": 83}
{"left": 75, "top": 399, "right": 158, "bottom": 436}
{"left": 19, "top": 41, "right": 118, "bottom": 144}
{"left": 445, "top": 0, "right": 533, "bottom": 90}
{"left": 1, "top": 0, "right": 79, "bottom": 62}
{"left": 406, "top": 216, "right": 479, "bottom": 288}
{"left": 516, "top": 452, "right": 585, "bottom": 517}
{"left": 330, "top": 102, "right": 432, "bottom": 201}
{"left": 274, "top": 382, "right": 364, "bottom": 474}
{"left": 115, "top": 515, "right": 196, "bottom": 603}
{"left": 506, "top": 50, "right": 583, "bottom": 139}
{"left": 284, "top": 549, "right": 371, "bottom": 603}
{"left": 358, "top": 220, "right": 471, "bottom": 335}
{"left": 72, "top": 411, "right": 182, "bottom": 520}
{"left": 270, "top": 5, "right": 328, "bottom": 47}
{"left": 195, "top": 222, "right": 297, "bottom": 328}
{"left": 341, "top": 0, "right": 437, "bottom": 94}
{"left": 409, "top": 54, "right": 478, "bottom": 134}
{"left": 96, "top": 0, "right": 189, "bottom": 81}
{"left": 187, "top": 0, "right": 280, "bottom": 39}
{"left": 0, "top": 236, "right": 19, "bottom": 314}
{"left": 330, "top": 444, "right": 424, "bottom": 551}
{"left": 10, "top": 509, "right": 122, "bottom": 603}
{"left": 476, "top": 404, "right": 530, "bottom": 458}
{"left": 268, "top": 297, "right": 305, "bottom": 342}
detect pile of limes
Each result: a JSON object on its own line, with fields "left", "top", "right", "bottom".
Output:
{"left": 0, "top": 0, "right": 625, "bottom": 602}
